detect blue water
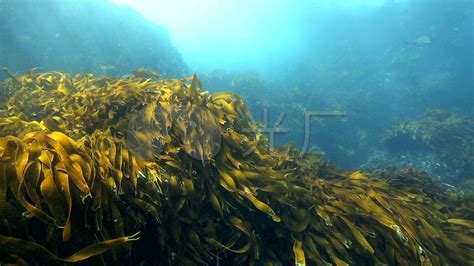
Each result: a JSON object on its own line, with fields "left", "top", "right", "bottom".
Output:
{"left": 0, "top": 0, "right": 473, "bottom": 180}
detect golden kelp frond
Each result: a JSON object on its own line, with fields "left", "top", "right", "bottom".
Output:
{"left": 0, "top": 131, "right": 139, "bottom": 264}
{"left": 132, "top": 67, "right": 161, "bottom": 80}
{"left": 0, "top": 70, "right": 473, "bottom": 265}
{"left": 300, "top": 171, "right": 474, "bottom": 265}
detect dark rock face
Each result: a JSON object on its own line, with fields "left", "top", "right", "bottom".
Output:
{"left": 0, "top": 0, "right": 188, "bottom": 77}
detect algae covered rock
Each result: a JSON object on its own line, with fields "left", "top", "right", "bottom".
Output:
{"left": 0, "top": 0, "right": 187, "bottom": 77}
{"left": 384, "top": 109, "right": 474, "bottom": 181}
{"left": 0, "top": 70, "right": 472, "bottom": 265}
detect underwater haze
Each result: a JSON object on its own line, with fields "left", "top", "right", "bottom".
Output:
{"left": 130, "top": 0, "right": 472, "bottom": 178}
{"left": 122, "top": 0, "right": 391, "bottom": 73}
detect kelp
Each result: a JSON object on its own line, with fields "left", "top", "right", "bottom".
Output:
{"left": 384, "top": 109, "right": 474, "bottom": 181}
{"left": 0, "top": 69, "right": 473, "bottom": 265}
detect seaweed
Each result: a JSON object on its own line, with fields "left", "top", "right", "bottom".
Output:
{"left": 0, "top": 70, "right": 472, "bottom": 265}
{"left": 384, "top": 109, "right": 474, "bottom": 181}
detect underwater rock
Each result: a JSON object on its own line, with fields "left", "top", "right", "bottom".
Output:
{"left": 0, "top": 0, "right": 188, "bottom": 77}
{"left": 0, "top": 70, "right": 473, "bottom": 265}
{"left": 384, "top": 108, "right": 474, "bottom": 182}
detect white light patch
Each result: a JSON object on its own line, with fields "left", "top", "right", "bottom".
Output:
{"left": 120, "top": 0, "right": 390, "bottom": 71}
{"left": 111, "top": 0, "right": 130, "bottom": 5}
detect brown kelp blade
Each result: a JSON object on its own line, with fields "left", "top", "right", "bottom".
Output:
{"left": 0, "top": 70, "right": 472, "bottom": 265}
{"left": 0, "top": 233, "right": 139, "bottom": 263}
